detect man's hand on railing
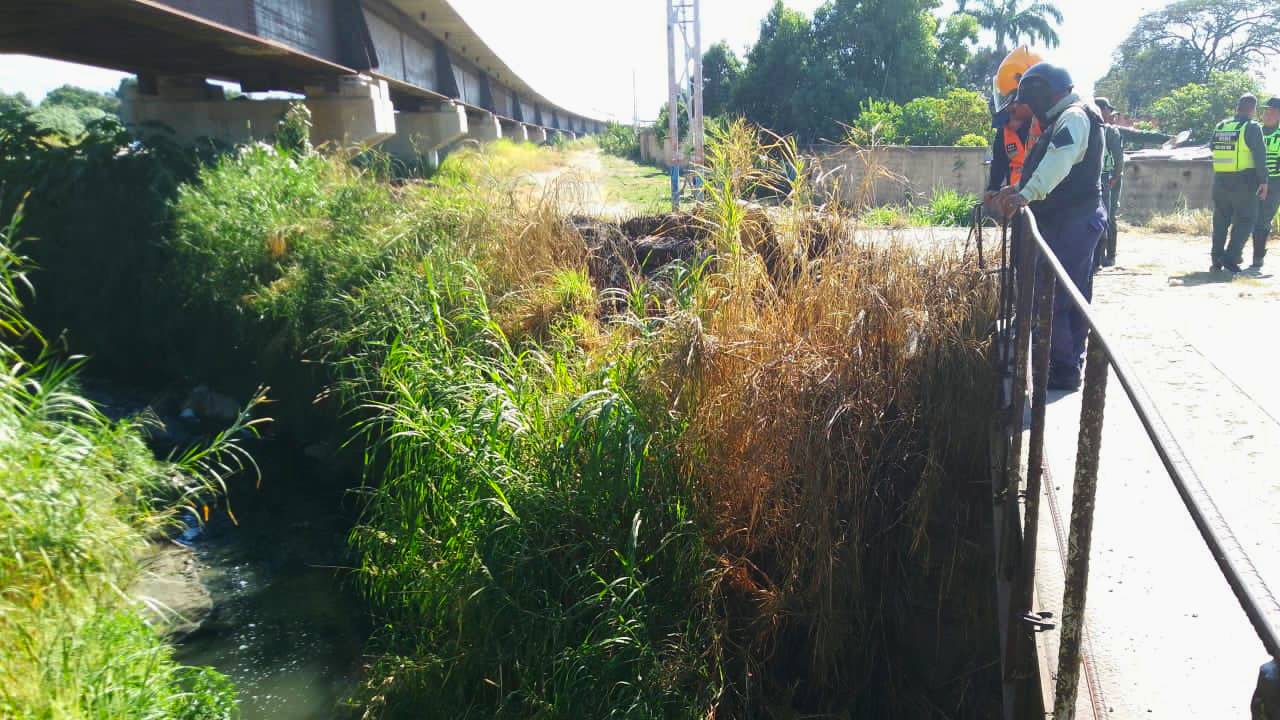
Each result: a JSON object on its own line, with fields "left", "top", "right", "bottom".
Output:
{"left": 991, "top": 186, "right": 1029, "bottom": 220}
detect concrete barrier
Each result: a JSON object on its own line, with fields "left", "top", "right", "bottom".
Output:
{"left": 809, "top": 145, "right": 988, "bottom": 206}
{"left": 1116, "top": 157, "right": 1213, "bottom": 220}
{"left": 806, "top": 144, "right": 1214, "bottom": 220}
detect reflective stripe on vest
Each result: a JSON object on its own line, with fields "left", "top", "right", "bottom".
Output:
{"left": 1005, "top": 118, "right": 1042, "bottom": 187}
{"left": 1266, "top": 128, "right": 1280, "bottom": 179}
{"left": 1213, "top": 120, "right": 1257, "bottom": 173}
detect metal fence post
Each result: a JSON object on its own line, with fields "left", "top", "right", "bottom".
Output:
{"left": 1006, "top": 261, "right": 1056, "bottom": 694}
{"left": 1053, "top": 332, "right": 1110, "bottom": 720}
{"left": 1002, "top": 217, "right": 1036, "bottom": 582}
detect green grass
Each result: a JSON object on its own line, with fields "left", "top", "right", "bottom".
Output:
{"left": 860, "top": 189, "right": 978, "bottom": 228}
{"left": 0, "top": 206, "right": 250, "bottom": 719}
{"left": 3, "top": 118, "right": 1002, "bottom": 718}
{"left": 600, "top": 154, "right": 673, "bottom": 213}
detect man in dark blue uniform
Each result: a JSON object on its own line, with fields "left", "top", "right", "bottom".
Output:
{"left": 994, "top": 63, "right": 1107, "bottom": 392}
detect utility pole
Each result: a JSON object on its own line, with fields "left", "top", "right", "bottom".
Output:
{"left": 666, "top": 0, "right": 703, "bottom": 211}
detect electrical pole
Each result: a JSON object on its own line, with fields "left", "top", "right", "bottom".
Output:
{"left": 666, "top": 0, "right": 703, "bottom": 211}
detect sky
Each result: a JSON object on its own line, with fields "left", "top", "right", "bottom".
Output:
{"left": 1, "top": 0, "right": 1278, "bottom": 122}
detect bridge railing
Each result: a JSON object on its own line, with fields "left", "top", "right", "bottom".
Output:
{"left": 988, "top": 207, "right": 1280, "bottom": 719}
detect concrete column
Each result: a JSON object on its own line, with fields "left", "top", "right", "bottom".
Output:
{"left": 122, "top": 76, "right": 291, "bottom": 145}
{"left": 527, "top": 126, "right": 548, "bottom": 144}
{"left": 502, "top": 121, "right": 528, "bottom": 143}
{"left": 123, "top": 74, "right": 396, "bottom": 148}
{"left": 467, "top": 111, "right": 502, "bottom": 143}
{"left": 383, "top": 102, "right": 468, "bottom": 166}
{"left": 304, "top": 75, "right": 396, "bottom": 147}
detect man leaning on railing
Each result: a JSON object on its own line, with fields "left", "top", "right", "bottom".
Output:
{"left": 991, "top": 62, "right": 1107, "bottom": 392}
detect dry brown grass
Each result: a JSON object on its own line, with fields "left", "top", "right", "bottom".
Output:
{"left": 1144, "top": 206, "right": 1213, "bottom": 235}
{"left": 436, "top": 126, "right": 1003, "bottom": 715}
{"left": 646, "top": 122, "right": 1002, "bottom": 715}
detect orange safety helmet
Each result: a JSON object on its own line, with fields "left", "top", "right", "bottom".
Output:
{"left": 992, "top": 46, "right": 1044, "bottom": 112}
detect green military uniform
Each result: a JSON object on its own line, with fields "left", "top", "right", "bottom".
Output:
{"left": 1250, "top": 124, "right": 1280, "bottom": 268}
{"left": 1098, "top": 123, "right": 1124, "bottom": 265}
{"left": 1211, "top": 115, "right": 1269, "bottom": 271}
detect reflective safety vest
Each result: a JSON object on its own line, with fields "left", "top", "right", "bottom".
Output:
{"left": 1005, "top": 118, "right": 1042, "bottom": 187}
{"left": 1265, "top": 128, "right": 1280, "bottom": 179}
{"left": 1212, "top": 119, "right": 1258, "bottom": 173}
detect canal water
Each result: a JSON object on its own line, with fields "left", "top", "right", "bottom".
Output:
{"left": 174, "top": 441, "right": 369, "bottom": 719}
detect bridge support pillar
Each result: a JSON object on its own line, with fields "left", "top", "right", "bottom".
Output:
{"left": 527, "top": 126, "right": 549, "bottom": 144}
{"left": 121, "top": 76, "right": 290, "bottom": 145}
{"left": 303, "top": 75, "right": 396, "bottom": 147}
{"left": 501, "top": 120, "right": 528, "bottom": 143}
{"left": 122, "top": 74, "right": 395, "bottom": 148}
{"left": 383, "top": 102, "right": 468, "bottom": 168}
{"left": 467, "top": 111, "right": 503, "bottom": 143}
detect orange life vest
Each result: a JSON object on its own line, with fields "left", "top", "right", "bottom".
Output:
{"left": 1005, "top": 118, "right": 1042, "bottom": 187}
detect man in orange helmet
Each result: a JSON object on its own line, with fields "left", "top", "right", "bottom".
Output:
{"left": 985, "top": 48, "right": 1043, "bottom": 206}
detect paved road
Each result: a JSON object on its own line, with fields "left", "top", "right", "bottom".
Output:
{"left": 1031, "top": 228, "right": 1280, "bottom": 718}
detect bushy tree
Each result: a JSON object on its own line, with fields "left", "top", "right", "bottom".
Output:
{"left": 849, "top": 88, "right": 990, "bottom": 146}
{"left": 0, "top": 91, "right": 31, "bottom": 116}
{"left": 42, "top": 84, "right": 121, "bottom": 116}
{"left": 1098, "top": 0, "right": 1280, "bottom": 115}
{"left": 702, "top": 41, "right": 744, "bottom": 118}
{"left": 733, "top": 2, "right": 816, "bottom": 139}
{"left": 1150, "top": 71, "right": 1263, "bottom": 141}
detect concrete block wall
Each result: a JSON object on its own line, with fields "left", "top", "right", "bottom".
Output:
{"left": 806, "top": 144, "right": 1214, "bottom": 219}
{"left": 1116, "top": 158, "right": 1214, "bottom": 220}
{"left": 810, "top": 145, "right": 988, "bottom": 206}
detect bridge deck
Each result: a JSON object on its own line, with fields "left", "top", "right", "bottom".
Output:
{"left": 1028, "top": 228, "right": 1280, "bottom": 718}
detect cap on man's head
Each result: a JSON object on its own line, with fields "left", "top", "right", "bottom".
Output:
{"left": 1095, "top": 97, "right": 1115, "bottom": 112}
{"left": 1239, "top": 94, "right": 1259, "bottom": 108}
{"left": 1264, "top": 97, "right": 1280, "bottom": 110}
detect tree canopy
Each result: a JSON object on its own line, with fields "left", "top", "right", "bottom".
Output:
{"left": 1150, "top": 70, "right": 1263, "bottom": 141}
{"left": 971, "top": 0, "right": 1063, "bottom": 54}
{"left": 42, "top": 85, "right": 121, "bottom": 115}
{"left": 701, "top": 41, "right": 743, "bottom": 119}
{"left": 1097, "top": 0, "right": 1280, "bottom": 114}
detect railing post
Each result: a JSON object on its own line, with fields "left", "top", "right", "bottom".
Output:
{"left": 1001, "top": 216, "right": 1036, "bottom": 582}
{"left": 1005, "top": 260, "right": 1055, "bottom": 694}
{"left": 1053, "top": 331, "right": 1109, "bottom": 720}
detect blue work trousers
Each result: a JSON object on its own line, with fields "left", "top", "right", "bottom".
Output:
{"left": 1037, "top": 205, "right": 1108, "bottom": 371}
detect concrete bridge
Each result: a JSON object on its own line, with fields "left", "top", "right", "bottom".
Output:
{"left": 0, "top": 0, "right": 605, "bottom": 163}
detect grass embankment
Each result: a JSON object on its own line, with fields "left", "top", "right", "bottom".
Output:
{"left": 3, "top": 114, "right": 1001, "bottom": 717}
{"left": 0, "top": 208, "right": 251, "bottom": 718}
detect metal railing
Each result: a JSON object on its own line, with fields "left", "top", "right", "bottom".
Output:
{"left": 985, "top": 207, "right": 1280, "bottom": 719}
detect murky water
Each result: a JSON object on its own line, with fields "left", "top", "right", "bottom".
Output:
{"left": 175, "top": 443, "right": 369, "bottom": 719}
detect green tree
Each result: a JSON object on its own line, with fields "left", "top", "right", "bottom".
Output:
{"left": 41, "top": 84, "right": 121, "bottom": 115}
{"left": 938, "top": 13, "right": 981, "bottom": 87}
{"left": 1150, "top": 70, "right": 1263, "bottom": 141}
{"left": 702, "top": 41, "right": 744, "bottom": 118}
{"left": 733, "top": 2, "right": 817, "bottom": 138}
{"left": 803, "top": 0, "right": 956, "bottom": 140}
{"left": 971, "top": 0, "right": 1063, "bottom": 54}
{"left": 1097, "top": 0, "right": 1280, "bottom": 115}
{"left": 899, "top": 88, "right": 991, "bottom": 144}
{"left": 0, "top": 91, "right": 31, "bottom": 116}
{"left": 851, "top": 88, "right": 990, "bottom": 146}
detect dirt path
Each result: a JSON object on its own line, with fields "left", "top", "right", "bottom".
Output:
{"left": 526, "top": 148, "right": 631, "bottom": 217}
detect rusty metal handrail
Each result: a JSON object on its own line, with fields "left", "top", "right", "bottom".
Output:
{"left": 994, "top": 207, "right": 1280, "bottom": 719}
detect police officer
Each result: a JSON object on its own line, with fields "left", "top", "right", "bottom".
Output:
{"left": 1095, "top": 97, "right": 1124, "bottom": 267}
{"left": 1211, "top": 94, "right": 1269, "bottom": 275}
{"left": 1250, "top": 97, "right": 1280, "bottom": 272}
{"left": 994, "top": 63, "right": 1106, "bottom": 392}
